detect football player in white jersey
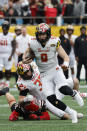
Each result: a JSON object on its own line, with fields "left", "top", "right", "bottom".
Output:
{"left": 23, "top": 23, "right": 84, "bottom": 123}
{"left": 14, "top": 61, "right": 80, "bottom": 123}
{"left": 15, "top": 26, "right": 31, "bottom": 62}
{"left": 65, "top": 25, "right": 77, "bottom": 78}
{"left": 0, "top": 21, "right": 16, "bottom": 89}
{"left": 23, "top": 23, "right": 83, "bottom": 106}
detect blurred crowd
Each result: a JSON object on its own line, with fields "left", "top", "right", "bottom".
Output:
{"left": 0, "top": 0, "right": 87, "bottom": 25}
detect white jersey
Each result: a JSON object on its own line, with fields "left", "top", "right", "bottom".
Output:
{"left": 29, "top": 36, "right": 60, "bottom": 73}
{"left": 0, "top": 32, "right": 14, "bottom": 58}
{"left": 17, "top": 61, "right": 44, "bottom": 100}
{"left": 16, "top": 34, "right": 31, "bottom": 54}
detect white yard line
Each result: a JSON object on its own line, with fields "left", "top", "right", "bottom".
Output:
{"left": 0, "top": 104, "right": 9, "bottom": 107}
{"left": 0, "top": 122, "right": 87, "bottom": 126}
{"left": 79, "top": 85, "right": 87, "bottom": 88}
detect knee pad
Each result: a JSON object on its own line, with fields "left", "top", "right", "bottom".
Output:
{"left": 5, "top": 70, "right": 11, "bottom": 79}
{"left": 59, "top": 86, "right": 73, "bottom": 96}
{"left": 0, "top": 71, "right": 3, "bottom": 79}
{"left": 47, "top": 95, "right": 56, "bottom": 103}
{"left": 47, "top": 95, "right": 66, "bottom": 111}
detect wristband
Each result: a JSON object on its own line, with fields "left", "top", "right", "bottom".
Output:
{"left": 63, "top": 61, "right": 69, "bottom": 67}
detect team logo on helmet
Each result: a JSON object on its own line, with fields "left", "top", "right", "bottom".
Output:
{"left": 17, "top": 61, "right": 31, "bottom": 75}
{"left": 36, "top": 23, "right": 51, "bottom": 44}
{"left": 36, "top": 23, "right": 50, "bottom": 33}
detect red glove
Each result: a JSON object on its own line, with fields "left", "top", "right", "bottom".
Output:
{"left": 9, "top": 110, "right": 19, "bottom": 121}
{"left": 39, "top": 112, "right": 50, "bottom": 120}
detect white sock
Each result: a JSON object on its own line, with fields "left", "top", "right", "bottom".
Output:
{"left": 72, "top": 74, "right": 75, "bottom": 79}
{"left": 65, "top": 106, "right": 73, "bottom": 114}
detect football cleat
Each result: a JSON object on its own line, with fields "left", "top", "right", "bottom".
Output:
{"left": 9, "top": 110, "right": 19, "bottom": 121}
{"left": 73, "top": 90, "right": 84, "bottom": 107}
{"left": 77, "top": 113, "right": 84, "bottom": 119}
{"left": 0, "top": 87, "right": 9, "bottom": 96}
{"left": 70, "top": 109, "right": 78, "bottom": 124}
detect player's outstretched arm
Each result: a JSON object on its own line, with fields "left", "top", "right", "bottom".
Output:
{"left": 57, "top": 45, "right": 69, "bottom": 62}
{"left": 23, "top": 47, "right": 35, "bottom": 64}
{"left": 57, "top": 45, "right": 69, "bottom": 70}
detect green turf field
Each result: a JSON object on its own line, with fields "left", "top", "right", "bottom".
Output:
{"left": 0, "top": 78, "right": 87, "bottom": 131}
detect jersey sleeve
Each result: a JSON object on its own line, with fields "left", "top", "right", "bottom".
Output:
{"left": 30, "top": 61, "right": 40, "bottom": 74}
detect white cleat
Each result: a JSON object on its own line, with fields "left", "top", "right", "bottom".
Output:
{"left": 77, "top": 113, "right": 84, "bottom": 119}
{"left": 70, "top": 110, "right": 78, "bottom": 124}
{"left": 73, "top": 90, "right": 84, "bottom": 107}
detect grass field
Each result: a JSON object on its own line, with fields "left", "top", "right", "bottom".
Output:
{"left": 0, "top": 78, "right": 87, "bottom": 131}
